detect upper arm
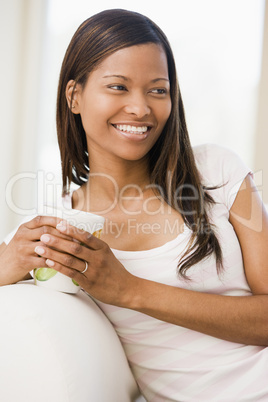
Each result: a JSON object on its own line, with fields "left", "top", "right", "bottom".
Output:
{"left": 0, "top": 242, "right": 7, "bottom": 255}
{"left": 229, "top": 174, "right": 268, "bottom": 295}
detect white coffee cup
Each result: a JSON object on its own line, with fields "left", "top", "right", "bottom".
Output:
{"left": 34, "top": 206, "right": 105, "bottom": 294}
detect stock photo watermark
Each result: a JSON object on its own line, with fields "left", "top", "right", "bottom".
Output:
{"left": 4, "top": 169, "right": 266, "bottom": 234}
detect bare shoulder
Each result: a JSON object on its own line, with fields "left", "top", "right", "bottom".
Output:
{"left": 0, "top": 242, "right": 7, "bottom": 255}
{"left": 229, "top": 174, "right": 268, "bottom": 294}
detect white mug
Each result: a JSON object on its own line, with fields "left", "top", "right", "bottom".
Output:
{"left": 34, "top": 205, "right": 105, "bottom": 294}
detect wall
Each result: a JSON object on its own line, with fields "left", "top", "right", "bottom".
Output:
{"left": 0, "top": 0, "right": 47, "bottom": 240}
{"left": 254, "top": 1, "right": 268, "bottom": 203}
{"left": 0, "top": 0, "right": 267, "bottom": 242}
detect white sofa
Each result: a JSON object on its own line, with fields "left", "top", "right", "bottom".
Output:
{"left": 0, "top": 280, "right": 145, "bottom": 402}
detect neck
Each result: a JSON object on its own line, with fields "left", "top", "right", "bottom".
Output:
{"left": 93, "top": 153, "right": 150, "bottom": 189}
{"left": 72, "top": 153, "right": 152, "bottom": 214}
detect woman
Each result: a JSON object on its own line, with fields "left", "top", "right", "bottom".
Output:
{"left": 1, "top": 9, "right": 268, "bottom": 401}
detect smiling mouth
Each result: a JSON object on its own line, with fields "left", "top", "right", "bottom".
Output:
{"left": 112, "top": 124, "right": 151, "bottom": 134}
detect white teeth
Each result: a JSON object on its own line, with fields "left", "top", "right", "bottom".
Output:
{"left": 114, "top": 124, "right": 149, "bottom": 134}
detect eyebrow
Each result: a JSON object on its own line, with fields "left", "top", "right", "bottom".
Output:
{"left": 102, "top": 74, "right": 169, "bottom": 83}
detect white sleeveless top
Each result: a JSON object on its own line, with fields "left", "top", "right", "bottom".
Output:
{"left": 64, "top": 145, "right": 268, "bottom": 401}
{"left": 4, "top": 144, "right": 268, "bottom": 401}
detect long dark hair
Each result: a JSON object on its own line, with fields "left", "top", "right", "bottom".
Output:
{"left": 56, "top": 8, "right": 222, "bottom": 278}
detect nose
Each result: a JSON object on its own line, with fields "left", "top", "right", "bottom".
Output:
{"left": 124, "top": 92, "right": 151, "bottom": 118}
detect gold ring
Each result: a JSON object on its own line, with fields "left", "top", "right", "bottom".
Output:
{"left": 81, "top": 260, "right": 88, "bottom": 274}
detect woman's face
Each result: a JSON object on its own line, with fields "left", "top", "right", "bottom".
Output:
{"left": 67, "top": 43, "right": 172, "bottom": 164}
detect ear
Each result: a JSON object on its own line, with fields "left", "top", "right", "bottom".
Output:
{"left": 65, "top": 80, "right": 81, "bottom": 114}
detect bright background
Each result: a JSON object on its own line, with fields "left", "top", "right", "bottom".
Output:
{"left": 0, "top": 0, "right": 267, "bottom": 240}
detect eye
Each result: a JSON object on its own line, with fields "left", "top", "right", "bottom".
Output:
{"left": 150, "top": 88, "right": 168, "bottom": 95}
{"left": 108, "top": 85, "right": 127, "bottom": 91}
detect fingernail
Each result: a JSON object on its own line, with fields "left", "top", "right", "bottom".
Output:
{"left": 56, "top": 221, "right": 67, "bottom": 231}
{"left": 35, "top": 246, "right": 45, "bottom": 255}
{"left": 40, "top": 234, "right": 50, "bottom": 243}
{"left": 46, "top": 259, "right": 55, "bottom": 267}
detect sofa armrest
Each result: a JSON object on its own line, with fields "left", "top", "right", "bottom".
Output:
{"left": 0, "top": 281, "right": 142, "bottom": 402}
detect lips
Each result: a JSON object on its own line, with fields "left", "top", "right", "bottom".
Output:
{"left": 112, "top": 124, "right": 152, "bottom": 135}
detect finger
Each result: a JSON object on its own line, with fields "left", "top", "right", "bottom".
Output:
{"left": 26, "top": 226, "right": 74, "bottom": 242}
{"left": 31, "top": 256, "right": 50, "bottom": 269}
{"left": 15, "top": 240, "right": 47, "bottom": 258}
{"left": 17, "top": 240, "right": 61, "bottom": 262}
{"left": 39, "top": 233, "right": 86, "bottom": 259}
{"left": 56, "top": 220, "right": 102, "bottom": 250}
{"left": 46, "top": 258, "right": 88, "bottom": 276}
{"left": 16, "top": 252, "right": 48, "bottom": 271}
{"left": 34, "top": 244, "right": 86, "bottom": 273}
{"left": 24, "top": 215, "right": 63, "bottom": 230}
{"left": 43, "top": 258, "right": 83, "bottom": 285}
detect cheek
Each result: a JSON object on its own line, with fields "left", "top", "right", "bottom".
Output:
{"left": 80, "top": 95, "right": 114, "bottom": 128}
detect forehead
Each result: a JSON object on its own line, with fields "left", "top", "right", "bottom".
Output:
{"left": 93, "top": 43, "right": 169, "bottom": 79}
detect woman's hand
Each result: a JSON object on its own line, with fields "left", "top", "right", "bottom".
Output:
{"left": 35, "top": 220, "right": 138, "bottom": 307}
{"left": 0, "top": 215, "right": 73, "bottom": 286}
